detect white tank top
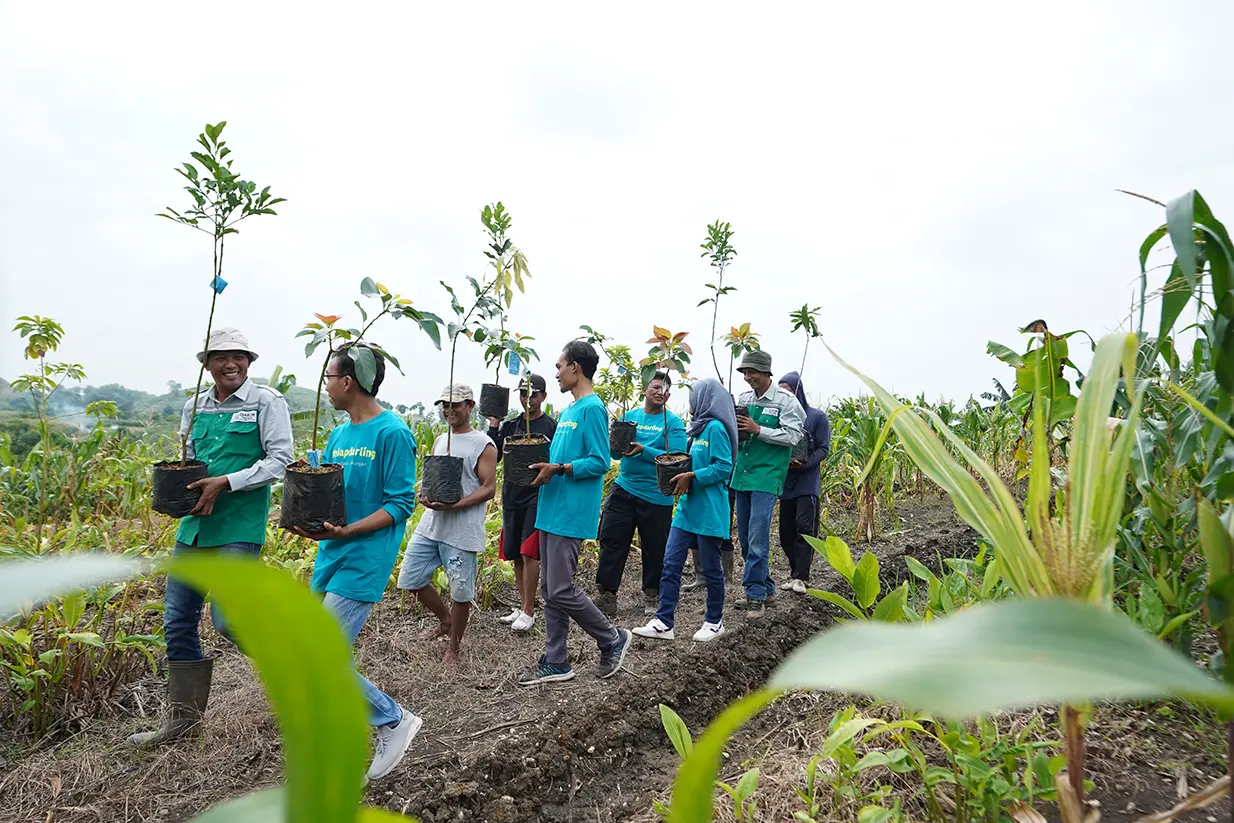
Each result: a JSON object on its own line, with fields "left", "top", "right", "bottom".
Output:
{"left": 415, "top": 429, "right": 494, "bottom": 552}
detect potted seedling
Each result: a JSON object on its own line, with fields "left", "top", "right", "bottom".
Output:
{"left": 579, "top": 325, "right": 639, "bottom": 453}
{"left": 697, "top": 219, "right": 738, "bottom": 384}
{"left": 640, "top": 326, "right": 694, "bottom": 495}
{"left": 721, "top": 321, "right": 761, "bottom": 394}
{"left": 788, "top": 304, "right": 822, "bottom": 461}
{"left": 476, "top": 203, "right": 531, "bottom": 422}
{"left": 486, "top": 333, "right": 548, "bottom": 486}
{"left": 152, "top": 121, "right": 285, "bottom": 517}
{"left": 424, "top": 201, "right": 529, "bottom": 503}
{"left": 283, "top": 278, "right": 442, "bottom": 531}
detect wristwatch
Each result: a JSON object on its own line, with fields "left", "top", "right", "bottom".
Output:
{"left": 555, "top": 463, "right": 567, "bottom": 477}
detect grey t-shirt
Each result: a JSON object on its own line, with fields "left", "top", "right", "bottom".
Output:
{"left": 415, "top": 429, "right": 494, "bottom": 552}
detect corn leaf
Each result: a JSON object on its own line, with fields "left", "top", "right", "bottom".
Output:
{"left": 769, "top": 599, "right": 1234, "bottom": 717}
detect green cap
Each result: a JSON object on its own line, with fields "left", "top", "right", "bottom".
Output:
{"left": 737, "top": 350, "right": 773, "bottom": 374}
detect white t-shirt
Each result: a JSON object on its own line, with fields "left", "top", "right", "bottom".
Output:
{"left": 415, "top": 429, "right": 494, "bottom": 552}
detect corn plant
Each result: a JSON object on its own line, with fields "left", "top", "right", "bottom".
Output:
{"left": 157, "top": 121, "right": 284, "bottom": 465}
{"left": 664, "top": 334, "right": 1234, "bottom": 823}
{"left": 657, "top": 704, "right": 760, "bottom": 823}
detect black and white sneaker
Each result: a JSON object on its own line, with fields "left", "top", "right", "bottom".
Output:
{"left": 632, "top": 618, "right": 675, "bottom": 640}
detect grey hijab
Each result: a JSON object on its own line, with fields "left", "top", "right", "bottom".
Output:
{"left": 688, "top": 378, "right": 739, "bottom": 454}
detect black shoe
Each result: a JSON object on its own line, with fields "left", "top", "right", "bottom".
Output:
{"left": 596, "top": 629, "right": 632, "bottom": 679}
{"left": 595, "top": 589, "right": 618, "bottom": 618}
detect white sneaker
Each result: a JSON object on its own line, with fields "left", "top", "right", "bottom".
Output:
{"left": 692, "top": 622, "right": 725, "bottom": 642}
{"left": 367, "top": 707, "right": 422, "bottom": 781}
{"left": 778, "top": 580, "right": 797, "bottom": 591}
{"left": 499, "top": 608, "right": 521, "bottom": 624}
{"left": 791, "top": 579, "right": 808, "bottom": 594}
{"left": 510, "top": 612, "right": 535, "bottom": 632}
{"left": 631, "top": 618, "right": 675, "bottom": 640}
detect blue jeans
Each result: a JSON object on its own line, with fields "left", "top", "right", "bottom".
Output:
{"left": 164, "top": 540, "right": 261, "bottom": 661}
{"left": 656, "top": 527, "right": 725, "bottom": 628}
{"left": 322, "top": 592, "right": 403, "bottom": 728}
{"left": 735, "top": 491, "right": 777, "bottom": 600}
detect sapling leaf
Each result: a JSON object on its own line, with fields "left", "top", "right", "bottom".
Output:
{"left": 809, "top": 589, "right": 867, "bottom": 621}
{"left": 852, "top": 553, "right": 880, "bottom": 609}
{"left": 360, "top": 277, "right": 379, "bottom": 298}
{"left": 347, "top": 347, "right": 377, "bottom": 393}
{"left": 659, "top": 704, "right": 694, "bottom": 760}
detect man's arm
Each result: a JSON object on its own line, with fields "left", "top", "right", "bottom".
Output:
{"left": 488, "top": 419, "right": 509, "bottom": 462}
{"left": 803, "top": 412, "right": 831, "bottom": 470}
{"left": 180, "top": 398, "right": 196, "bottom": 460}
{"left": 226, "top": 392, "right": 295, "bottom": 492}
{"left": 757, "top": 393, "right": 805, "bottom": 447}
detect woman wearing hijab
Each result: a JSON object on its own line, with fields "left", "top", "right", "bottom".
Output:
{"left": 632, "top": 379, "right": 736, "bottom": 643}
{"left": 776, "top": 371, "right": 831, "bottom": 593}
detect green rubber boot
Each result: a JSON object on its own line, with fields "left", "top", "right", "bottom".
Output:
{"left": 126, "top": 658, "right": 214, "bottom": 747}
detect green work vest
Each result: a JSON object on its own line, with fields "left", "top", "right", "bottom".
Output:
{"left": 731, "top": 402, "right": 792, "bottom": 495}
{"left": 175, "top": 408, "right": 270, "bottom": 547}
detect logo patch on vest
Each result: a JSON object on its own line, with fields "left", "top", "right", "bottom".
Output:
{"left": 230, "top": 410, "right": 258, "bottom": 424}
{"left": 764, "top": 407, "right": 780, "bottom": 417}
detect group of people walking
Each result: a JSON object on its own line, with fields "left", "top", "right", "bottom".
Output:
{"left": 126, "top": 327, "right": 830, "bottom": 783}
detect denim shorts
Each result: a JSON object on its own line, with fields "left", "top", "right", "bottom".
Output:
{"left": 397, "top": 534, "right": 478, "bottom": 602}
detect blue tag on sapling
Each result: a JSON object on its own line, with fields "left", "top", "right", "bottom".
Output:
{"left": 617, "top": 365, "right": 628, "bottom": 376}
{"left": 211, "top": 275, "right": 228, "bottom": 294}
{"left": 507, "top": 352, "right": 522, "bottom": 376}
{"left": 306, "top": 450, "right": 322, "bottom": 469}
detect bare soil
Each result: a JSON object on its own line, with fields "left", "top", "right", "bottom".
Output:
{"left": 1, "top": 497, "right": 1227, "bottom": 822}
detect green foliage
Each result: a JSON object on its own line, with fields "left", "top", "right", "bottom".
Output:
{"left": 789, "top": 304, "right": 822, "bottom": 373}
{"left": 1, "top": 553, "right": 418, "bottom": 823}
{"left": 580, "top": 327, "right": 639, "bottom": 416}
{"left": 640, "top": 326, "right": 693, "bottom": 388}
{"left": 805, "top": 535, "right": 908, "bottom": 622}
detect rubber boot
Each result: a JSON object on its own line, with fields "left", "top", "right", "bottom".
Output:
{"left": 681, "top": 549, "right": 704, "bottom": 590}
{"left": 721, "top": 549, "right": 734, "bottom": 581}
{"left": 126, "top": 658, "right": 214, "bottom": 747}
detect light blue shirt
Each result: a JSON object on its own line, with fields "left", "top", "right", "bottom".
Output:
{"left": 535, "top": 394, "right": 611, "bottom": 540}
{"left": 311, "top": 411, "right": 417, "bottom": 603}
{"left": 672, "top": 419, "right": 733, "bottom": 539}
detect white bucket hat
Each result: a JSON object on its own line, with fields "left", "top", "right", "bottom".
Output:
{"left": 197, "top": 327, "right": 259, "bottom": 363}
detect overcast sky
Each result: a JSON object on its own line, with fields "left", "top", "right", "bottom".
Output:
{"left": 3, "top": 2, "right": 1232, "bottom": 412}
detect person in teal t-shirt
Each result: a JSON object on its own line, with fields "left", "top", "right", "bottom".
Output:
{"left": 291, "top": 345, "right": 422, "bottom": 782}
{"left": 519, "top": 340, "right": 633, "bottom": 686}
{"left": 595, "top": 372, "right": 687, "bottom": 617}
{"left": 632, "top": 379, "right": 736, "bottom": 644}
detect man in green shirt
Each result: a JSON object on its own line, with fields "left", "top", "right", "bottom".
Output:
{"left": 127, "top": 328, "right": 293, "bottom": 747}
{"left": 731, "top": 350, "right": 805, "bottom": 618}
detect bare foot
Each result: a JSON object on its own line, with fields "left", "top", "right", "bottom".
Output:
{"left": 442, "top": 647, "right": 460, "bottom": 667}
{"left": 419, "top": 621, "right": 450, "bottom": 641}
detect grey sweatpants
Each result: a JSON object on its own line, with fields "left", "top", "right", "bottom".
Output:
{"left": 541, "top": 531, "right": 619, "bottom": 667}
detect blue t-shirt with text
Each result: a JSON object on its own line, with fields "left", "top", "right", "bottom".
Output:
{"left": 535, "top": 393, "right": 611, "bottom": 540}
{"left": 311, "top": 410, "right": 417, "bottom": 603}
{"left": 614, "top": 407, "right": 687, "bottom": 507}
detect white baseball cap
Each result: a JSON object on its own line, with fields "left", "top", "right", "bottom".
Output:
{"left": 197, "top": 328, "right": 259, "bottom": 363}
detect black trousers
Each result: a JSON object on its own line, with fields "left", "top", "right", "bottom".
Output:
{"left": 779, "top": 495, "right": 819, "bottom": 582}
{"left": 596, "top": 484, "right": 673, "bottom": 595}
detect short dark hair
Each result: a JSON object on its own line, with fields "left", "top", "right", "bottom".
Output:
{"left": 562, "top": 340, "right": 599, "bottom": 379}
{"left": 647, "top": 370, "right": 672, "bottom": 389}
{"left": 332, "top": 344, "right": 386, "bottom": 397}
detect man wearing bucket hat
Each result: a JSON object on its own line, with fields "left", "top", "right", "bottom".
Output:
{"left": 732, "top": 349, "right": 805, "bottom": 618}
{"left": 398, "top": 384, "right": 497, "bottom": 666}
{"left": 127, "top": 327, "right": 293, "bottom": 747}
{"left": 487, "top": 373, "right": 558, "bottom": 633}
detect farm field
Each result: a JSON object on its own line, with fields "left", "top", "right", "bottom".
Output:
{"left": 4, "top": 498, "right": 1227, "bottom": 823}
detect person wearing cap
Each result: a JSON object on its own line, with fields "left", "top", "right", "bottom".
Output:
{"left": 127, "top": 327, "right": 293, "bottom": 748}
{"left": 594, "top": 370, "right": 687, "bottom": 618}
{"left": 732, "top": 350, "right": 805, "bottom": 618}
{"left": 397, "top": 384, "right": 497, "bottom": 666}
{"left": 293, "top": 344, "right": 423, "bottom": 781}
{"left": 776, "top": 371, "right": 831, "bottom": 593}
{"left": 486, "top": 374, "right": 557, "bottom": 633}
{"left": 519, "top": 340, "right": 632, "bottom": 685}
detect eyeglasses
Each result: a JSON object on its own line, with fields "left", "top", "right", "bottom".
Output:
{"left": 324, "top": 373, "right": 345, "bottom": 380}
